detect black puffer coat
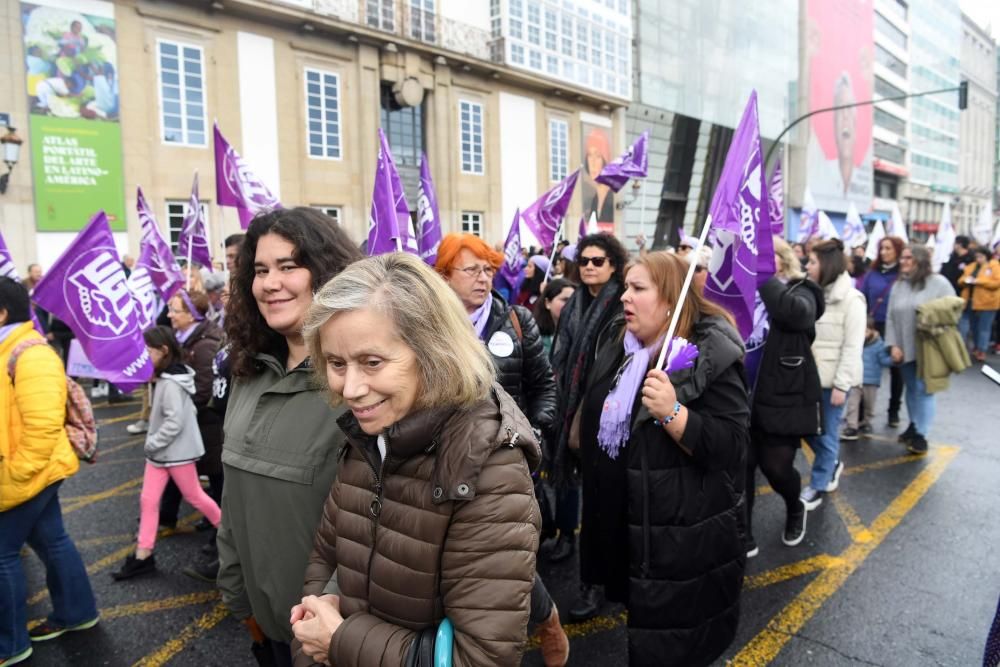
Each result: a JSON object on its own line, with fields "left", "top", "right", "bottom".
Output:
{"left": 481, "top": 292, "right": 558, "bottom": 436}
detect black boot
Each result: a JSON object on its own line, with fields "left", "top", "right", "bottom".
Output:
{"left": 548, "top": 534, "right": 576, "bottom": 563}
{"left": 906, "top": 433, "right": 928, "bottom": 455}
{"left": 112, "top": 553, "right": 156, "bottom": 581}
{"left": 898, "top": 422, "right": 916, "bottom": 445}
{"left": 567, "top": 584, "right": 601, "bottom": 622}
{"left": 182, "top": 558, "right": 219, "bottom": 584}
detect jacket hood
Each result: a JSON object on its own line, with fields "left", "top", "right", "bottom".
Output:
{"left": 824, "top": 271, "right": 854, "bottom": 304}
{"left": 160, "top": 365, "right": 197, "bottom": 394}
{"left": 668, "top": 314, "right": 745, "bottom": 406}
{"left": 337, "top": 383, "right": 541, "bottom": 504}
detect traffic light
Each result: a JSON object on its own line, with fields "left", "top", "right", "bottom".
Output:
{"left": 959, "top": 80, "right": 968, "bottom": 110}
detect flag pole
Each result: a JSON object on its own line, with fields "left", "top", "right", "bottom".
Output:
{"left": 639, "top": 178, "right": 647, "bottom": 241}
{"left": 543, "top": 219, "right": 564, "bottom": 281}
{"left": 186, "top": 241, "right": 193, "bottom": 291}
{"left": 655, "top": 216, "right": 713, "bottom": 370}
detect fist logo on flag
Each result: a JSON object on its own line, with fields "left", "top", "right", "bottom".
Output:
{"left": 0, "top": 256, "right": 16, "bottom": 280}
{"left": 67, "top": 250, "right": 136, "bottom": 338}
{"left": 223, "top": 148, "right": 281, "bottom": 212}
{"left": 128, "top": 266, "right": 161, "bottom": 330}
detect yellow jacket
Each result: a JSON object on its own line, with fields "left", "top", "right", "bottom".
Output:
{"left": 0, "top": 321, "right": 78, "bottom": 511}
{"left": 960, "top": 259, "right": 1000, "bottom": 311}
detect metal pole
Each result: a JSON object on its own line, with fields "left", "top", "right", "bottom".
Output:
{"left": 654, "top": 217, "right": 713, "bottom": 370}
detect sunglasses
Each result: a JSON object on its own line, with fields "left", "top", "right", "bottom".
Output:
{"left": 578, "top": 256, "right": 608, "bottom": 267}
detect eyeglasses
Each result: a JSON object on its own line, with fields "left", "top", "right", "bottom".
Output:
{"left": 578, "top": 256, "right": 608, "bottom": 268}
{"left": 456, "top": 265, "right": 496, "bottom": 279}
{"left": 900, "top": 255, "right": 914, "bottom": 261}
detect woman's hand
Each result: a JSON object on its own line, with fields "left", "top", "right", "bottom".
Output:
{"left": 641, "top": 369, "right": 677, "bottom": 422}
{"left": 291, "top": 595, "right": 342, "bottom": 665}
{"left": 890, "top": 346, "right": 903, "bottom": 363}
{"left": 830, "top": 388, "right": 847, "bottom": 407}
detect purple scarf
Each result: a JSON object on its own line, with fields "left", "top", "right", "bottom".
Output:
{"left": 598, "top": 334, "right": 699, "bottom": 459}
{"left": 470, "top": 293, "right": 493, "bottom": 340}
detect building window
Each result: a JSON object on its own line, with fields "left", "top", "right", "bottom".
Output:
{"left": 304, "top": 69, "right": 341, "bottom": 159}
{"left": 875, "top": 12, "right": 907, "bottom": 50}
{"left": 549, "top": 119, "right": 568, "bottom": 182}
{"left": 381, "top": 83, "right": 423, "bottom": 167}
{"left": 461, "top": 211, "right": 483, "bottom": 236}
{"left": 459, "top": 100, "right": 484, "bottom": 174}
{"left": 166, "top": 200, "right": 210, "bottom": 255}
{"left": 874, "top": 174, "right": 898, "bottom": 200}
{"left": 313, "top": 206, "right": 342, "bottom": 225}
{"left": 157, "top": 40, "right": 206, "bottom": 146}
{"left": 875, "top": 76, "right": 906, "bottom": 107}
{"left": 410, "top": 0, "right": 435, "bottom": 42}
{"left": 367, "top": 0, "right": 395, "bottom": 31}
{"left": 875, "top": 44, "right": 907, "bottom": 79}
{"left": 874, "top": 139, "right": 905, "bottom": 164}
{"left": 874, "top": 108, "right": 906, "bottom": 135}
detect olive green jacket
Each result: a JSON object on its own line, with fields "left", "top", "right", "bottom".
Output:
{"left": 916, "top": 296, "right": 971, "bottom": 394}
{"left": 216, "top": 353, "right": 345, "bottom": 643}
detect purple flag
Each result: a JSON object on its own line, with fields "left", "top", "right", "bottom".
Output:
{"left": 32, "top": 211, "right": 154, "bottom": 391}
{"left": 137, "top": 186, "right": 184, "bottom": 301}
{"left": 521, "top": 170, "right": 579, "bottom": 253}
{"left": 214, "top": 123, "right": 282, "bottom": 229}
{"left": 578, "top": 215, "right": 587, "bottom": 239}
{"left": 497, "top": 209, "right": 525, "bottom": 296}
{"left": 368, "top": 129, "right": 416, "bottom": 256}
{"left": 177, "top": 172, "right": 213, "bottom": 269}
{"left": 703, "top": 91, "right": 774, "bottom": 340}
{"left": 0, "top": 229, "right": 18, "bottom": 281}
{"left": 128, "top": 245, "right": 163, "bottom": 330}
{"left": 416, "top": 153, "right": 441, "bottom": 265}
{"left": 768, "top": 159, "right": 785, "bottom": 236}
{"left": 595, "top": 130, "right": 650, "bottom": 192}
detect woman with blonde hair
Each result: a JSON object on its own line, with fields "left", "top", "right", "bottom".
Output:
{"left": 574, "top": 251, "right": 749, "bottom": 666}
{"left": 292, "top": 253, "right": 542, "bottom": 667}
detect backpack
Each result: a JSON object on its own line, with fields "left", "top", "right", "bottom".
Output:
{"left": 7, "top": 338, "right": 99, "bottom": 463}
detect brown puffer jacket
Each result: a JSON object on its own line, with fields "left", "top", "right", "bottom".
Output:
{"left": 296, "top": 386, "right": 541, "bottom": 667}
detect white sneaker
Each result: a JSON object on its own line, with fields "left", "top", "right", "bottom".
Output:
{"left": 825, "top": 460, "right": 845, "bottom": 492}
{"left": 800, "top": 485, "right": 823, "bottom": 511}
{"left": 125, "top": 420, "right": 148, "bottom": 434}
{"left": 90, "top": 383, "right": 108, "bottom": 398}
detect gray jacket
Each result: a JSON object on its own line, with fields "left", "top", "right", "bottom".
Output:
{"left": 145, "top": 366, "right": 205, "bottom": 467}
{"left": 216, "top": 353, "right": 346, "bottom": 644}
{"left": 885, "top": 274, "right": 955, "bottom": 363}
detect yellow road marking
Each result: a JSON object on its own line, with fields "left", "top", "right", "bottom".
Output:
{"left": 756, "top": 452, "right": 923, "bottom": 498}
{"left": 830, "top": 493, "right": 873, "bottom": 543}
{"left": 61, "top": 476, "right": 143, "bottom": 511}
{"left": 99, "top": 436, "right": 145, "bottom": 457}
{"left": 743, "top": 554, "right": 844, "bottom": 591}
{"left": 527, "top": 611, "right": 628, "bottom": 649}
{"left": 99, "top": 410, "right": 143, "bottom": 425}
{"left": 28, "top": 591, "right": 220, "bottom": 630}
{"left": 131, "top": 602, "right": 230, "bottom": 667}
{"left": 729, "top": 445, "right": 958, "bottom": 666}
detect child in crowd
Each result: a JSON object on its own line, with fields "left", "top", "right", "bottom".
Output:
{"left": 842, "top": 317, "right": 894, "bottom": 440}
{"left": 112, "top": 326, "right": 221, "bottom": 580}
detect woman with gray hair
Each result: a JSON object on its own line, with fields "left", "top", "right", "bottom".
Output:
{"left": 291, "top": 253, "right": 542, "bottom": 667}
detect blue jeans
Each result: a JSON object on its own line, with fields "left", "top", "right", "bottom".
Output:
{"left": 959, "top": 309, "right": 997, "bottom": 351}
{"left": 899, "top": 361, "right": 935, "bottom": 437}
{"left": 806, "top": 388, "right": 846, "bottom": 490}
{"left": 0, "top": 481, "right": 97, "bottom": 658}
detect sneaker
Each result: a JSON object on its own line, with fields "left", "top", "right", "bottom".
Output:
{"left": 182, "top": 559, "right": 219, "bottom": 584}
{"left": 745, "top": 536, "right": 759, "bottom": 558}
{"left": 782, "top": 500, "right": 808, "bottom": 547}
{"left": 800, "top": 485, "right": 823, "bottom": 510}
{"left": 906, "top": 434, "right": 928, "bottom": 455}
{"left": 112, "top": 553, "right": 156, "bottom": 581}
{"left": 28, "top": 616, "right": 99, "bottom": 642}
{"left": 825, "top": 460, "right": 845, "bottom": 492}
{"left": 535, "top": 605, "right": 570, "bottom": 667}
{"left": 840, "top": 427, "right": 860, "bottom": 441}
{"left": 567, "top": 584, "right": 601, "bottom": 623}
{"left": 0, "top": 647, "right": 32, "bottom": 665}
{"left": 125, "top": 420, "right": 148, "bottom": 434}
{"left": 859, "top": 424, "right": 874, "bottom": 437}
{"left": 898, "top": 423, "right": 916, "bottom": 445}
{"left": 888, "top": 412, "right": 900, "bottom": 428}
{"left": 89, "top": 384, "right": 108, "bottom": 399}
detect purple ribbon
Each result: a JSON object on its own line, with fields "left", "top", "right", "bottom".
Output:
{"left": 178, "top": 290, "right": 205, "bottom": 321}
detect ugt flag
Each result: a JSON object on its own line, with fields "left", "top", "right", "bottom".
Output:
{"left": 128, "top": 245, "right": 163, "bottom": 330}
{"left": 798, "top": 187, "right": 819, "bottom": 241}
{"left": 177, "top": 172, "right": 213, "bottom": 269}
{"left": 933, "top": 202, "right": 955, "bottom": 271}
{"left": 768, "top": 158, "right": 784, "bottom": 236}
{"left": 595, "top": 130, "right": 649, "bottom": 192}
{"left": 214, "top": 123, "right": 282, "bottom": 229}
{"left": 417, "top": 152, "right": 441, "bottom": 265}
{"left": 521, "top": 170, "right": 579, "bottom": 253}
{"left": 32, "top": 211, "right": 154, "bottom": 391}
{"left": 496, "top": 209, "right": 525, "bottom": 296}
{"left": 368, "top": 129, "right": 417, "bottom": 256}
{"left": 0, "top": 229, "right": 18, "bottom": 280}
{"left": 842, "top": 202, "right": 868, "bottom": 249}
{"left": 703, "top": 90, "right": 774, "bottom": 340}
{"left": 137, "top": 186, "right": 184, "bottom": 301}
{"left": 579, "top": 211, "right": 599, "bottom": 238}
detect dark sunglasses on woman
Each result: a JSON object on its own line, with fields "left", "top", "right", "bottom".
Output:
{"left": 578, "top": 256, "right": 608, "bottom": 267}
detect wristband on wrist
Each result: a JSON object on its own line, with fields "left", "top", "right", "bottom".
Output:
{"left": 653, "top": 401, "right": 682, "bottom": 427}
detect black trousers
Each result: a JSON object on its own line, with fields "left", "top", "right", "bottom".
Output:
{"left": 746, "top": 427, "right": 802, "bottom": 535}
{"left": 160, "top": 473, "right": 223, "bottom": 524}
{"left": 874, "top": 321, "right": 902, "bottom": 416}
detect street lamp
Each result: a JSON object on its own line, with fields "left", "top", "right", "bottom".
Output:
{"left": 0, "top": 126, "right": 24, "bottom": 195}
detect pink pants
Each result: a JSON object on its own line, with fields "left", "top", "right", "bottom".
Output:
{"left": 137, "top": 461, "right": 221, "bottom": 551}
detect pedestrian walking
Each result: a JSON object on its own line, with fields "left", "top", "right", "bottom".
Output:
{"left": 292, "top": 253, "right": 543, "bottom": 667}
{"left": 886, "top": 245, "right": 962, "bottom": 454}
{"left": 215, "top": 207, "right": 361, "bottom": 666}
{"left": 0, "top": 278, "right": 98, "bottom": 667}
{"left": 573, "top": 252, "right": 749, "bottom": 666}
{"left": 112, "top": 326, "right": 222, "bottom": 580}
{"left": 533, "top": 278, "right": 576, "bottom": 356}
{"left": 842, "top": 318, "right": 895, "bottom": 438}
{"left": 958, "top": 247, "right": 1000, "bottom": 363}
{"left": 516, "top": 254, "right": 549, "bottom": 307}
{"left": 801, "top": 239, "right": 866, "bottom": 511}
{"left": 859, "top": 236, "right": 905, "bottom": 427}
{"left": 746, "top": 239, "right": 825, "bottom": 554}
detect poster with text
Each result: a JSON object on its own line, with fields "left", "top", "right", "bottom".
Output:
{"left": 22, "top": 0, "right": 124, "bottom": 231}
{"left": 581, "top": 124, "right": 615, "bottom": 230}
{"left": 805, "top": 0, "right": 874, "bottom": 214}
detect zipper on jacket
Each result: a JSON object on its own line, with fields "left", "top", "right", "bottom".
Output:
{"left": 640, "top": 440, "right": 651, "bottom": 578}
{"left": 363, "top": 432, "right": 389, "bottom": 601}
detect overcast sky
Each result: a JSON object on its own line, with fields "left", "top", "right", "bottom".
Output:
{"left": 961, "top": 0, "right": 1000, "bottom": 39}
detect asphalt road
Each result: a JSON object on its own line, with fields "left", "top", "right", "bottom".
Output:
{"left": 20, "top": 358, "right": 1000, "bottom": 666}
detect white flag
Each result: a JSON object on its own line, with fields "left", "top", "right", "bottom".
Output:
{"left": 817, "top": 210, "right": 840, "bottom": 240}
{"left": 842, "top": 202, "right": 868, "bottom": 249}
{"left": 973, "top": 203, "right": 994, "bottom": 245}
{"left": 933, "top": 202, "right": 955, "bottom": 272}
{"left": 887, "top": 202, "right": 908, "bottom": 243}
{"left": 865, "top": 219, "right": 886, "bottom": 261}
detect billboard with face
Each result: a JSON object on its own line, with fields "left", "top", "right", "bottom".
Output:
{"left": 804, "top": 0, "right": 874, "bottom": 213}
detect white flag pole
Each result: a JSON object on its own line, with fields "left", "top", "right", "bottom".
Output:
{"left": 639, "top": 178, "right": 647, "bottom": 241}
{"left": 543, "top": 219, "right": 564, "bottom": 282}
{"left": 654, "top": 216, "right": 713, "bottom": 370}
{"left": 186, "top": 241, "right": 193, "bottom": 291}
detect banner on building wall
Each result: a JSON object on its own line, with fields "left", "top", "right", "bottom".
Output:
{"left": 22, "top": 0, "right": 124, "bottom": 231}
{"left": 805, "top": 0, "right": 874, "bottom": 214}
{"left": 580, "top": 123, "right": 615, "bottom": 230}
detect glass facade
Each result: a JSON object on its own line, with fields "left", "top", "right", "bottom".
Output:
{"left": 908, "top": 0, "right": 960, "bottom": 191}
{"left": 635, "top": 0, "right": 797, "bottom": 139}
